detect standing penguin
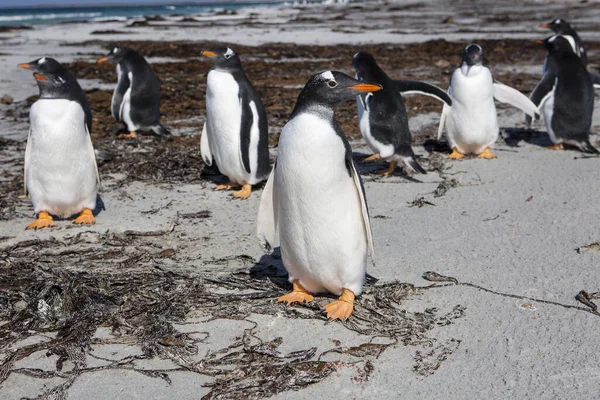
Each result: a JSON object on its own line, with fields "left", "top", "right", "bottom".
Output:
{"left": 200, "top": 47, "right": 270, "bottom": 199}
{"left": 97, "top": 47, "right": 169, "bottom": 138}
{"left": 539, "top": 19, "right": 600, "bottom": 88}
{"left": 438, "top": 44, "right": 539, "bottom": 159}
{"left": 530, "top": 35, "right": 598, "bottom": 154}
{"left": 257, "top": 71, "right": 380, "bottom": 321}
{"left": 18, "top": 57, "right": 100, "bottom": 229}
{"left": 353, "top": 52, "right": 452, "bottom": 175}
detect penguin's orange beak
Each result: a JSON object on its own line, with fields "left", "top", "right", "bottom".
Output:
{"left": 349, "top": 83, "right": 382, "bottom": 92}
{"left": 97, "top": 57, "right": 109, "bottom": 63}
{"left": 18, "top": 63, "right": 31, "bottom": 69}
{"left": 33, "top": 73, "right": 47, "bottom": 81}
{"left": 202, "top": 51, "right": 217, "bottom": 57}
{"left": 539, "top": 23, "right": 549, "bottom": 29}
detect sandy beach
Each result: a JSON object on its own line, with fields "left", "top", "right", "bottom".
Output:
{"left": 1, "top": 0, "right": 600, "bottom": 398}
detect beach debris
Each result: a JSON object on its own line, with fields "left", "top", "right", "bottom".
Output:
{"left": 483, "top": 209, "right": 508, "bottom": 221}
{"left": 413, "top": 339, "right": 461, "bottom": 376}
{"left": 575, "top": 291, "right": 599, "bottom": 312}
{"left": 576, "top": 241, "right": 600, "bottom": 253}
{"left": 0, "top": 95, "right": 13, "bottom": 105}
{"left": 433, "top": 178, "right": 458, "bottom": 197}
{"left": 526, "top": 195, "right": 534, "bottom": 202}
{"left": 422, "top": 271, "right": 458, "bottom": 284}
{"left": 408, "top": 197, "right": 436, "bottom": 208}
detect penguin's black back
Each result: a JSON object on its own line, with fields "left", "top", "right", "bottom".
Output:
{"left": 548, "top": 52, "right": 594, "bottom": 141}
{"left": 120, "top": 51, "right": 161, "bottom": 126}
{"left": 357, "top": 61, "right": 424, "bottom": 172}
{"left": 230, "top": 68, "right": 270, "bottom": 180}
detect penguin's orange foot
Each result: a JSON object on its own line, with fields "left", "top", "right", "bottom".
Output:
{"left": 547, "top": 143, "right": 564, "bottom": 151}
{"left": 26, "top": 211, "right": 54, "bottom": 230}
{"left": 477, "top": 147, "right": 497, "bottom": 159}
{"left": 363, "top": 153, "right": 381, "bottom": 162}
{"left": 215, "top": 181, "right": 238, "bottom": 191}
{"left": 119, "top": 131, "right": 137, "bottom": 139}
{"left": 376, "top": 160, "right": 397, "bottom": 177}
{"left": 232, "top": 184, "right": 252, "bottom": 200}
{"left": 278, "top": 280, "right": 314, "bottom": 305}
{"left": 323, "top": 289, "right": 355, "bottom": 321}
{"left": 448, "top": 148, "right": 466, "bottom": 159}
{"left": 74, "top": 208, "right": 95, "bottom": 225}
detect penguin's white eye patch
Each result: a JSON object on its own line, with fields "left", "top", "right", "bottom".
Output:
{"left": 113, "top": 47, "right": 118, "bottom": 53}
{"left": 327, "top": 80, "right": 337, "bottom": 88}
{"left": 39, "top": 57, "right": 46, "bottom": 64}
{"left": 555, "top": 19, "right": 561, "bottom": 23}
{"left": 224, "top": 48, "right": 235, "bottom": 59}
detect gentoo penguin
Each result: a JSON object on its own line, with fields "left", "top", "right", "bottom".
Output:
{"left": 200, "top": 47, "right": 270, "bottom": 199}
{"left": 438, "top": 44, "right": 539, "bottom": 159}
{"left": 539, "top": 19, "right": 600, "bottom": 88}
{"left": 18, "top": 57, "right": 100, "bottom": 229}
{"left": 257, "top": 71, "right": 380, "bottom": 321}
{"left": 97, "top": 47, "right": 169, "bottom": 138}
{"left": 353, "top": 52, "right": 452, "bottom": 175}
{"left": 530, "top": 36, "right": 598, "bottom": 154}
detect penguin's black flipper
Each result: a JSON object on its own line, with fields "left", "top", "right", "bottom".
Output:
{"left": 393, "top": 80, "right": 452, "bottom": 106}
{"left": 527, "top": 71, "right": 556, "bottom": 125}
{"left": 150, "top": 124, "right": 171, "bottom": 136}
{"left": 589, "top": 71, "right": 600, "bottom": 89}
{"left": 578, "top": 140, "right": 600, "bottom": 154}
{"left": 112, "top": 70, "right": 130, "bottom": 122}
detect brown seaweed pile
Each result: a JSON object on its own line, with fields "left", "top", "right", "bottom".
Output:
{"left": 0, "top": 230, "right": 465, "bottom": 398}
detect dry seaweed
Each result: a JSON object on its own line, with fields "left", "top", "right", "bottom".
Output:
{"left": 1, "top": 233, "right": 466, "bottom": 398}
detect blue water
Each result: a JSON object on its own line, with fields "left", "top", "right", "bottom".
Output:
{"left": 0, "top": 2, "right": 286, "bottom": 26}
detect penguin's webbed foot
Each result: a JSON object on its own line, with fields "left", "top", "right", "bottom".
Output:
{"left": 119, "top": 131, "right": 137, "bottom": 139}
{"left": 74, "top": 208, "right": 95, "bottom": 225}
{"left": 26, "top": 211, "right": 54, "bottom": 230}
{"left": 448, "top": 147, "right": 466, "bottom": 159}
{"left": 376, "top": 160, "right": 397, "bottom": 177}
{"left": 215, "top": 181, "right": 239, "bottom": 191}
{"left": 323, "top": 288, "right": 355, "bottom": 321}
{"left": 363, "top": 153, "right": 381, "bottom": 163}
{"left": 547, "top": 143, "right": 564, "bottom": 151}
{"left": 477, "top": 147, "right": 497, "bottom": 159}
{"left": 278, "top": 280, "right": 314, "bottom": 305}
{"left": 232, "top": 184, "right": 252, "bottom": 200}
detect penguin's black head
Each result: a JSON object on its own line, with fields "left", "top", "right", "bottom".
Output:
{"left": 540, "top": 18, "right": 571, "bottom": 34}
{"left": 201, "top": 47, "right": 243, "bottom": 71}
{"left": 97, "top": 46, "right": 132, "bottom": 64}
{"left": 18, "top": 57, "right": 73, "bottom": 96}
{"left": 292, "top": 71, "right": 381, "bottom": 117}
{"left": 462, "top": 44, "right": 483, "bottom": 66}
{"left": 352, "top": 52, "right": 378, "bottom": 76}
{"left": 537, "top": 35, "right": 575, "bottom": 54}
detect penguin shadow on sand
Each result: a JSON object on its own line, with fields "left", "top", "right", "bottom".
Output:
{"left": 424, "top": 138, "right": 520, "bottom": 158}
{"left": 352, "top": 151, "right": 424, "bottom": 183}
{"left": 501, "top": 127, "right": 567, "bottom": 150}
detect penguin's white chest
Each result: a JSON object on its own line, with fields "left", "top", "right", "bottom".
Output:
{"left": 275, "top": 113, "right": 368, "bottom": 296}
{"left": 447, "top": 67, "right": 499, "bottom": 154}
{"left": 205, "top": 70, "right": 247, "bottom": 183}
{"left": 27, "top": 99, "right": 97, "bottom": 217}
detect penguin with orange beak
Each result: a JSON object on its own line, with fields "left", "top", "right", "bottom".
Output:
{"left": 97, "top": 47, "right": 169, "bottom": 138}
{"left": 18, "top": 57, "right": 100, "bottom": 229}
{"left": 258, "top": 71, "right": 380, "bottom": 321}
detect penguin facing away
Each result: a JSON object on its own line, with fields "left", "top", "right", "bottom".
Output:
{"left": 97, "top": 47, "right": 169, "bottom": 139}
{"left": 353, "top": 52, "right": 452, "bottom": 176}
{"left": 438, "top": 44, "right": 539, "bottom": 159}
{"left": 201, "top": 47, "right": 270, "bottom": 199}
{"left": 530, "top": 36, "right": 598, "bottom": 154}
{"left": 18, "top": 58, "right": 100, "bottom": 229}
{"left": 539, "top": 19, "right": 600, "bottom": 88}
{"left": 257, "top": 71, "right": 380, "bottom": 321}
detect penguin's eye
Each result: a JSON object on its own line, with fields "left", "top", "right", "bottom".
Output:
{"left": 327, "top": 80, "right": 337, "bottom": 88}
{"left": 224, "top": 54, "right": 232, "bottom": 60}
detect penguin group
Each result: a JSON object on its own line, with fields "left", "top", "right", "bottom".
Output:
{"left": 17, "top": 18, "right": 598, "bottom": 321}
